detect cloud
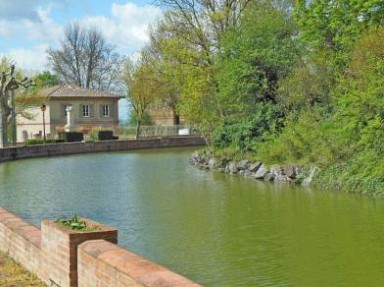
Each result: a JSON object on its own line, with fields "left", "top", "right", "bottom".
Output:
{"left": 1, "top": 44, "right": 50, "bottom": 73}
{"left": 0, "top": 5, "right": 63, "bottom": 43}
{"left": 0, "top": 0, "right": 67, "bottom": 20}
{"left": 81, "top": 2, "right": 162, "bottom": 54}
{"left": 0, "top": 1, "right": 163, "bottom": 72}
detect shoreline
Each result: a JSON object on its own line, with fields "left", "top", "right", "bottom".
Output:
{"left": 190, "top": 150, "right": 316, "bottom": 185}
{"left": 191, "top": 150, "right": 384, "bottom": 197}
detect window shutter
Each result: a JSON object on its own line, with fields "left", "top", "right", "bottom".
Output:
{"left": 90, "top": 104, "right": 94, "bottom": 117}
{"left": 99, "top": 104, "right": 103, "bottom": 117}
{"left": 79, "top": 105, "right": 83, "bottom": 117}
{"left": 110, "top": 104, "right": 115, "bottom": 117}
{"left": 61, "top": 104, "right": 66, "bottom": 118}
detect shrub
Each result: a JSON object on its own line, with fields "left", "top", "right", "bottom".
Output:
{"left": 98, "top": 130, "right": 118, "bottom": 140}
{"left": 25, "top": 138, "right": 65, "bottom": 145}
{"left": 59, "top": 132, "right": 84, "bottom": 142}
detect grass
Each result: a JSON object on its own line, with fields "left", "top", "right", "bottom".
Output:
{"left": 0, "top": 252, "right": 46, "bottom": 287}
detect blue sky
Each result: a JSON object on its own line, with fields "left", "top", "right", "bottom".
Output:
{"left": 0, "top": 0, "right": 162, "bottom": 73}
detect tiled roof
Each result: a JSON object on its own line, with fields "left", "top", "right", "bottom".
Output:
{"left": 40, "top": 84, "right": 124, "bottom": 99}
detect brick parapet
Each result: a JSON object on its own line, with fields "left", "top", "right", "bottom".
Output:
{"left": 0, "top": 208, "right": 44, "bottom": 281}
{"left": 78, "top": 240, "right": 203, "bottom": 287}
{"left": 41, "top": 219, "right": 118, "bottom": 287}
{"left": 0, "top": 208, "right": 203, "bottom": 287}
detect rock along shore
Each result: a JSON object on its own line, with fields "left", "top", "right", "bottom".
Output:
{"left": 190, "top": 150, "right": 316, "bottom": 185}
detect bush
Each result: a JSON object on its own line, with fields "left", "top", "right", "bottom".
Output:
{"left": 25, "top": 138, "right": 65, "bottom": 145}
{"left": 212, "top": 103, "right": 283, "bottom": 152}
{"left": 59, "top": 132, "right": 84, "bottom": 142}
{"left": 98, "top": 130, "right": 118, "bottom": 141}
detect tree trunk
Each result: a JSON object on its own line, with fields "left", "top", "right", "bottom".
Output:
{"left": 135, "top": 120, "right": 141, "bottom": 140}
{"left": 0, "top": 114, "right": 8, "bottom": 148}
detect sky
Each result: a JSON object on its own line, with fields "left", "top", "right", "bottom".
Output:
{"left": 0, "top": 0, "right": 163, "bottom": 73}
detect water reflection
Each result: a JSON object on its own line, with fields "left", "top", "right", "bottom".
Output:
{"left": 0, "top": 149, "right": 384, "bottom": 286}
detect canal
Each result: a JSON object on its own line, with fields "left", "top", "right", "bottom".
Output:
{"left": 0, "top": 148, "right": 384, "bottom": 286}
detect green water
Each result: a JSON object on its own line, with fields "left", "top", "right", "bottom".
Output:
{"left": 1, "top": 148, "right": 384, "bottom": 286}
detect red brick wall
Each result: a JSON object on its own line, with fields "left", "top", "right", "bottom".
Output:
{"left": 0, "top": 208, "right": 45, "bottom": 282}
{"left": 0, "top": 208, "right": 203, "bottom": 287}
{"left": 41, "top": 220, "right": 118, "bottom": 287}
{"left": 78, "top": 240, "right": 202, "bottom": 287}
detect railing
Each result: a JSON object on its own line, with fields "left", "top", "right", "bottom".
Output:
{"left": 118, "top": 125, "right": 199, "bottom": 138}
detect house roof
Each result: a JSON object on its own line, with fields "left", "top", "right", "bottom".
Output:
{"left": 40, "top": 84, "right": 124, "bottom": 99}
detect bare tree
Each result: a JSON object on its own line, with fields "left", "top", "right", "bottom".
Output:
{"left": 47, "top": 23, "right": 121, "bottom": 91}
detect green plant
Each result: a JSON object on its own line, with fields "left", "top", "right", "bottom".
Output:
{"left": 88, "top": 129, "right": 100, "bottom": 141}
{"left": 55, "top": 215, "right": 99, "bottom": 231}
{"left": 25, "top": 138, "right": 65, "bottom": 145}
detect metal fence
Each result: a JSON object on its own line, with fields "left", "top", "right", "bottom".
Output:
{"left": 118, "top": 125, "right": 199, "bottom": 139}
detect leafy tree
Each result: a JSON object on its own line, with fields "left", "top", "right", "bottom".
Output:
{"left": 295, "top": 0, "right": 384, "bottom": 73}
{"left": 47, "top": 23, "right": 122, "bottom": 91}
{"left": 122, "top": 56, "right": 158, "bottom": 139}
{"left": 216, "top": 1, "right": 299, "bottom": 117}
{"left": 278, "top": 53, "right": 333, "bottom": 113}
{"left": 210, "top": 1, "right": 299, "bottom": 149}
{"left": 33, "top": 71, "right": 60, "bottom": 88}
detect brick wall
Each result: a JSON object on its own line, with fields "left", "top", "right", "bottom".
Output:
{"left": 0, "top": 208, "right": 44, "bottom": 281}
{"left": 41, "top": 220, "right": 118, "bottom": 287}
{"left": 78, "top": 240, "right": 201, "bottom": 287}
{"left": 0, "top": 207, "right": 203, "bottom": 287}
{"left": 0, "top": 137, "right": 206, "bottom": 163}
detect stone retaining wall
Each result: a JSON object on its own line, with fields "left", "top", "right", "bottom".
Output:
{"left": 0, "top": 207, "right": 202, "bottom": 287}
{"left": 0, "top": 137, "right": 206, "bottom": 163}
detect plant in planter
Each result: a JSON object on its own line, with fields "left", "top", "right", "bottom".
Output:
{"left": 43, "top": 215, "right": 118, "bottom": 287}
{"left": 55, "top": 215, "right": 100, "bottom": 231}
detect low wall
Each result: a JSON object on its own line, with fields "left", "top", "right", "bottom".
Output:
{"left": 0, "top": 207, "right": 202, "bottom": 287}
{"left": 0, "top": 137, "right": 206, "bottom": 163}
{"left": 0, "top": 208, "right": 43, "bottom": 280}
{"left": 78, "top": 240, "right": 201, "bottom": 287}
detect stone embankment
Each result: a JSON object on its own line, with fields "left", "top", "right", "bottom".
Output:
{"left": 0, "top": 137, "right": 206, "bottom": 163}
{"left": 190, "top": 150, "right": 314, "bottom": 184}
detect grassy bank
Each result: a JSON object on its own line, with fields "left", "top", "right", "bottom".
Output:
{"left": 0, "top": 252, "right": 45, "bottom": 286}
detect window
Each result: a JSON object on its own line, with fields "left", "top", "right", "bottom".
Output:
{"left": 102, "top": 104, "right": 110, "bottom": 117}
{"left": 82, "top": 105, "right": 90, "bottom": 117}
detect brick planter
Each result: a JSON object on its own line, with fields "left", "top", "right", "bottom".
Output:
{"left": 41, "top": 218, "right": 117, "bottom": 287}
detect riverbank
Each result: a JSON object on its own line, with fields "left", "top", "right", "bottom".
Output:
{"left": 191, "top": 149, "right": 384, "bottom": 196}
{"left": 190, "top": 150, "right": 315, "bottom": 185}
{"left": 0, "top": 252, "right": 45, "bottom": 286}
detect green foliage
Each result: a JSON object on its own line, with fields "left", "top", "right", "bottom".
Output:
{"left": 55, "top": 215, "right": 100, "bottom": 231}
{"left": 129, "top": 110, "right": 153, "bottom": 126}
{"left": 25, "top": 139, "right": 64, "bottom": 145}
{"left": 140, "top": 0, "right": 384, "bottom": 195}
{"left": 278, "top": 54, "right": 333, "bottom": 111}
{"left": 88, "top": 129, "right": 100, "bottom": 141}
{"left": 33, "top": 71, "right": 60, "bottom": 88}
{"left": 294, "top": 0, "right": 384, "bottom": 74}
{"left": 215, "top": 2, "right": 299, "bottom": 117}
{"left": 255, "top": 26, "right": 384, "bottom": 194}
{"left": 212, "top": 103, "right": 283, "bottom": 152}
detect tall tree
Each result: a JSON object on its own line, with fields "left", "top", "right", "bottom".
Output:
{"left": 47, "top": 23, "right": 121, "bottom": 91}
{"left": 122, "top": 55, "right": 158, "bottom": 139}
{"left": 0, "top": 57, "right": 40, "bottom": 146}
